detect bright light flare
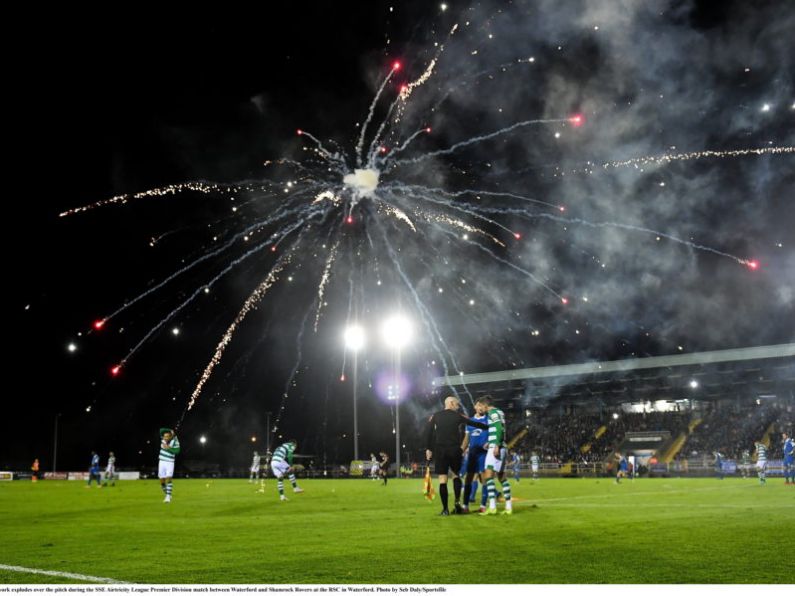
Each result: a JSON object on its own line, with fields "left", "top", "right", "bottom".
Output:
{"left": 392, "top": 61, "right": 401, "bottom": 71}
{"left": 746, "top": 260, "right": 759, "bottom": 270}
{"left": 344, "top": 324, "right": 366, "bottom": 351}
{"left": 561, "top": 297, "right": 569, "bottom": 305}
{"left": 381, "top": 314, "right": 413, "bottom": 349}
{"left": 110, "top": 364, "right": 121, "bottom": 376}
{"left": 93, "top": 319, "right": 106, "bottom": 330}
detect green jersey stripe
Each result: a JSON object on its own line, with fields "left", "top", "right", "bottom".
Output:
{"left": 159, "top": 436, "right": 180, "bottom": 462}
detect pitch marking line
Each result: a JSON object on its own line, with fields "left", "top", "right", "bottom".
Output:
{"left": 0, "top": 563, "right": 128, "bottom": 584}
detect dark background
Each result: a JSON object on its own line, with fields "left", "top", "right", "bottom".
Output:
{"left": 6, "top": 1, "right": 794, "bottom": 473}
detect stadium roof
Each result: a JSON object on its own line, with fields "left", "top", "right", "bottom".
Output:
{"left": 433, "top": 344, "right": 795, "bottom": 406}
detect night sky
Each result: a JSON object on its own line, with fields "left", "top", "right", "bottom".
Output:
{"left": 7, "top": 1, "right": 794, "bottom": 472}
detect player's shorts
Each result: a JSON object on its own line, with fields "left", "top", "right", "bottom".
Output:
{"left": 158, "top": 461, "right": 174, "bottom": 479}
{"left": 434, "top": 445, "right": 463, "bottom": 475}
{"left": 484, "top": 447, "right": 503, "bottom": 472}
{"left": 271, "top": 460, "right": 290, "bottom": 478}
{"left": 466, "top": 449, "right": 487, "bottom": 474}
{"left": 755, "top": 461, "right": 767, "bottom": 471}
{"left": 784, "top": 457, "right": 794, "bottom": 466}
{"left": 250, "top": 464, "right": 260, "bottom": 473}
{"left": 105, "top": 466, "right": 115, "bottom": 475}
{"left": 531, "top": 465, "right": 539, "bottom": 473}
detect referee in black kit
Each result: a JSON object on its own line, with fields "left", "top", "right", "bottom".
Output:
{"left": 425, "top": 395, "right": 488, "bottom": 515}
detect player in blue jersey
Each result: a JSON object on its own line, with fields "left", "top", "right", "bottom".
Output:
{"left": 615, "top": 452, "right": 628, "bottom": 484}
{"left": 461, "top": 401, "right": 489, "bottom": 513}
{"left": 782, "top": 432, "right": 794, "bottom": 485}
{"left": 87, "top": 452, "right": 102, "bottom": 487}
{"left": 713, "top": 450, "right": 724, "bottom": 480}
{"left": 511, "top": 451, "right": 521, "bottom": 482}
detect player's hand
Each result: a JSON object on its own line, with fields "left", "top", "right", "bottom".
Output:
{"left": 425, "top": 449, "right": 432, "bottom": 461}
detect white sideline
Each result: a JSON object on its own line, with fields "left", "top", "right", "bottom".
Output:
{"left": 0, "top": 563, "right": 127, "bottom": 584}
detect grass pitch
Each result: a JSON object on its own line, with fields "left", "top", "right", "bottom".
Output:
{"left": 0, "top": 477, "right": 791, "bottom": 584}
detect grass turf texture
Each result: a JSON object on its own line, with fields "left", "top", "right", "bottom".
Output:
{"left": 0, "top": 478, "right": 791, "bottom": 584}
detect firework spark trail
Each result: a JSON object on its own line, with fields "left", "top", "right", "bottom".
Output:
{"left": 431, "top": 222, "right": 565, "bottom": 301}
{"left": 373, "top": 23, "right": 459, "bottom": 155}
{"left": 397, "top": 23, "right": 457, "bottom": 106}
{"left": 598, "top": 146, "right": 795, "bottom": 172}
{"left": 101, "top": 197, "right": 320, "bottom": 324}
{"left": 272, "top": 307, "right": 314, "bottom": 438}
{"left": 124, "top": 208, "right": 324, "bottom": 371}
{"left": 398, "top": 57, "right": 438, "bottom": 103}
{"left": 366, "top": 96, "right": 403, "bottom": 166}
{"left": 451, "top": 188, "right": 564, "bottom": 212}
{"left": 388, "top": 118, "right": 567, "bottom": 168}
{"left": 296, "top": 130, "right": 347, "bottom": 171}
{"left": 375, "top": 199, "right": 417, "bottom": 232}
{"left": 365, "top": 24, "right": 457, "bottom": 167}
{"left": 395, "top": 182, "right": 564, "bottom": 211}
{"left": 356, "top": 68, "right": 398, "bottom": 167}
{"left": 186, "top": 236, "right": 306, "bottom": 412}
{"left": 388, "top": 183, "right": 519, "bottom": 238}
{"left": 419, "top": 211, "right": 505, "bottom": 247}
{"left": 372, "top": 214, "right": 470, "bottom": 405}
{"left": 58, "top": 181, "right": 257, "bottom": 217}
{"left": 471, "top": 205, "right": 755, "bottom": 266}
{"left": 314, "top": 235, "right": 342, "bottom": 332}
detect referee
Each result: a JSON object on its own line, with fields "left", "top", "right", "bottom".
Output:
{"left": 425, "top": 396, "right": 488, "bottom": 515}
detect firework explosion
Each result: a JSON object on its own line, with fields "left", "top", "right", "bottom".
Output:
{"left": 59, "top": 2, "right": 794, "bottom": 436}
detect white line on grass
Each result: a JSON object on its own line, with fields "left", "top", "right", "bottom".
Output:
{"left": 0, "top": 563, "right": 127, "bottom": 584}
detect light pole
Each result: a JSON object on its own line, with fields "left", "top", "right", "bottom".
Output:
{"left": 52, "top": 413, "right": 61, "bottom": 473}
{"left": 265, "top": 411, "right": 272, "bottom": 456}
{"left": 382, "top": 314, "right": 412, "bottom": 478}
{"left": 344, "top": 325, "right": 366, "bottom": 461}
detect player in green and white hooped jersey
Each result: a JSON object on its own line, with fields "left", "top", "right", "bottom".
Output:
{"left": 477, "top": 396, "right": 512, "bottom": 516}
{"left": 159, "top": 428, "right": 181, "bottom": 502}
{"left": 530, "top": 451, "right": 541, "bottom": 481}
{"left": 754, "top": 441, "right": 767, "bottom": 485}
{"left": 249, "top": 451, "right": 262, "bottom": 483}
{"left": 270, "top": 440, "right": 304, "bottom": 501}
{"left": 102, "top": 452, "right": 116, "bottom": 486}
